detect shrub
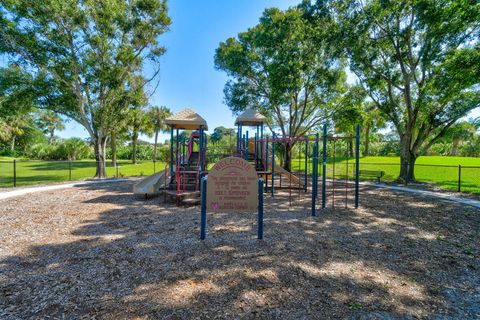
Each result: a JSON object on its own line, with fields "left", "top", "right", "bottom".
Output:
{"left": 26, "top": 138, "right": 92, "bottom": 160}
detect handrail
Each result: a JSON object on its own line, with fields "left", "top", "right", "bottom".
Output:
{"left": 186, "top": 132, "right": 197, "bottom": 163}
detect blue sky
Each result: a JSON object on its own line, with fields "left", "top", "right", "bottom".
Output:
{"left": 59, "top": 0, "right": 299, "bottom": 143}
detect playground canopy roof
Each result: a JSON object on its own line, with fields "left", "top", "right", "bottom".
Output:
{"left": 165, "top": 108, "right": 208, "bottom": 130}
{"left": 235, "top": 109, "right": 267, "bottom": 126}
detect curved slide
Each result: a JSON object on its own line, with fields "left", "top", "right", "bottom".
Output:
{"left": 133, "top": 170, "right": 169, "bottom": 197}
{"left": 264, "top": 144, "right": 302, "bottom": 186}
{"left": 272, "top": 163, "right": 301, "bottom": 185}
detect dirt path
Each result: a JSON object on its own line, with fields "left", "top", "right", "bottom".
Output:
{"left": 0, "top": 181, "right": 478, "bottom": 319}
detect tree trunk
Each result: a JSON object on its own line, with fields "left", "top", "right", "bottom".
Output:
{"left": 10, "top": 136, "right": 15, "bottom": 153}
{"left": 450, "top": 139, "right": 460, "bottom": 156}
{"left": 94, "top": 136, "right": 107, "bottom": 179}
{"left": 49, "top": 130, "right": 55, "bottom": 145}
{"left": 363, "top": 125, "right": 370, "bottom": 157}
{"left": 153, "top": 130, "right": 159, "bottom": 161}
{"left": 283, "top": 142, "right": 292, "bottom": 172}
{"left": 399, "top": 139, "right": 417, "bottom": 183}
{"left": 111, "top": 129, "right": 117, "bottom": 166}
{"left": 132, "top": 132, "right": 138, "bottom": 164}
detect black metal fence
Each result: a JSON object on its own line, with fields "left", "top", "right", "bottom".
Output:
{"left": 1, "top": 158, "right": 479, "bottom": 194}
{"left": 353, "top": 162, "right": 480, "bottom": 194}
{"left": 0, "top": 159, "right": 167, "bottom": 188}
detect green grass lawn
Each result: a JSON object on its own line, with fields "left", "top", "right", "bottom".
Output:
{"left": 0, "top": 158, "right": 167, "bottom": 188}
{"left": 1, "top": 155, "right": 479, "bottom": 194}
{"left": 290, "top": 156, "right": 480, "bottom": 194}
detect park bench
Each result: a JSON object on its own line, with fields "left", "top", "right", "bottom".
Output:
{"left": 359, "top": 170, "right": 385, "bottom": 183}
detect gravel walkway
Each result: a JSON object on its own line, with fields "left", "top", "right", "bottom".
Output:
{"left": 0, "top": 181, "right": 479, "bottom": 319}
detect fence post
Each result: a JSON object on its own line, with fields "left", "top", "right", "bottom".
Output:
{"left": 116, "top": 162, "right": 119, "bottom": 178}
{"left": 258, "top": 178, "right": 264, "bottom": 239}
{"left": 200, "top": 176, "right": 207, "bottom": 240}
{"left": 13, "top": 159, "right": 16, "bottom": 187}
{"left": 354, "top": 124, "right": 360, "bottom": 209}
{"left": 458, "top": 165, "right": 461, "bottom": 192}
{"left": 69, "top": 161, "right": 72, "bottom": 180}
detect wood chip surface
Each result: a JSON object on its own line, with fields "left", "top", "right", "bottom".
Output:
{"left": 0, "top": 180, "right": 479, "bottom": 319}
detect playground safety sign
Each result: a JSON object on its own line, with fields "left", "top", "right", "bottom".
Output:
{"left": 206, "top": 157, "right": 258, "bottom": 213}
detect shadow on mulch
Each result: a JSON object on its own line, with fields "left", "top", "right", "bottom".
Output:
{"left": 0, "top": 182, "right": 479, "bottom": 319}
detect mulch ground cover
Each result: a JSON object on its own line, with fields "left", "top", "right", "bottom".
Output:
{"left": 0, "top": 180, "right": 478, "bottom": 319}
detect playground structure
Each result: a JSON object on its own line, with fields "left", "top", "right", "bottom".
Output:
{"left": 234, "top": 110, "right": 360, "bottom": 214}
{"left": 133, "top": 108, "right": 360, "bottom": 213}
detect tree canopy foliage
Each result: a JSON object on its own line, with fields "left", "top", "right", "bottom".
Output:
{"left": 304, "top": 0, "right": 480, "bottom": 181}
{"left": 215, "top": 7, "right": 348, "bottom": 170}
{"left": 0, "top": 0, "right": 170, "bottom": 177}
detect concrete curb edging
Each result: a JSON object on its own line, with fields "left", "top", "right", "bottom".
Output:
{"left": 0, "top": 179, "right": 130, "bottom": 201}
{"left": 365, "top": 183, "right": 480, "bottom": 209}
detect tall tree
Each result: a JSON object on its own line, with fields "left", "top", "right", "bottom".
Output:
{"left": 308, "top": 0, "right": 480, "bottom": 182}
{"left": 129, "top": 106, "right": 153, "bottom": 164}
{"left": 37, "top": 110, "right": 65, "bottom": 144}
{"left": 210, "top": 126, "right": 235, "bottom": 145}
{"left": 215, "top": 7, "right": 347, "bottom": 171}
{"left": 148, "top": 105, "right": 171, "bottom": 162}
{"left": 0, "top": 65, "right": 37, "bottom": 117}
{"left": 443, "top": 120, "right": 478, "bottom": 156}
{"left": 0, "top": 0, "right": 170, "bottom": 177}
{"left": 0, "top": 113, "right": 32, "bottom": 153}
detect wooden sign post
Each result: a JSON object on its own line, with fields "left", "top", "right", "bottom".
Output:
{"left": 200, "top": 157, "right": 264, "bottom": 239}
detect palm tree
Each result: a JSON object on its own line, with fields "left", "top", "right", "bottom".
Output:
{"left": 0, "top": 114, "right": 31, "bottom": 153}
{"left": 37, "top": 111, "right": 65, "bottom": 144}
{"left": 129, "top": 106, "right": 154, "bottom": 164}
{"left": 445, "top": 121, "right": 478, "bottom": 156}
{"left": 148, "top": 106, "right": 172, "bottom": 162}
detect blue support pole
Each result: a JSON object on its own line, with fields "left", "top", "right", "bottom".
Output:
{"left": 271, "top": 133, "right": 275, "bottom": 197}
{"left": 355, "top": 124, "right": 360, "bottom": 209}
{"left": 200, "top": 176, "right": 207, "bottom": 240}
{"left": 170, "top": 127, "right": 174, "bottom": 179}
{"left": 239, "top": 125, "right": 243, "bottom": 156}
{"left": 254, "top": 132, "right": 258, "bottom": 162}
{"left": 236, "top": 124, "right": 240, "bottom": 155}
{"left": 245, "top": 130, "right": 249, "bottom": 160}
{"left": 265, "top": 136, "right": 269, "bottom": 172}
{"left": 175, "top": 129, "right": 179, "bottom": 167}
{"left": 321, "top": 125, "right": 327, "bottom": 209}
{"left": 256, "top": 125, "right": 259, "bottom": 159}
{"left": 199, "top": 127, "right": 205, "bottom": 187}
{"left": 304, "top": 137, "right": 308, "bottom": 192}
{"left": 260, "top": 124, "right": 264, "bottom": 165}
{"left": 258, "top": 178, "right": 264, "bottom": 239}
